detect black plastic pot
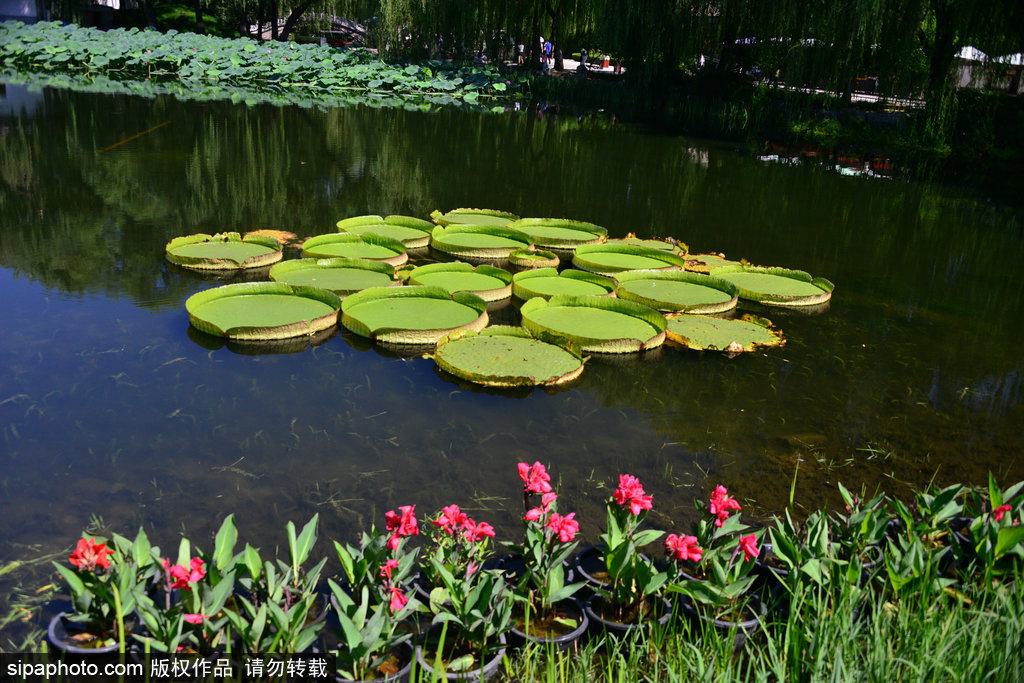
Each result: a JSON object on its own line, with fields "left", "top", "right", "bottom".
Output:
{"left": 48, "top": 611, "right": 139, "bottom": 655}
{"left": 679, "top": 594, "right": 766, "bottom": 652}
{"left": 509, "top": 597, "right": 588, "bottom": 651}
{"left": 583, "top": 594, "right": 671, "bottom": 638}
{"left": 414, "top": 633, "right": 506, "bottom": 682}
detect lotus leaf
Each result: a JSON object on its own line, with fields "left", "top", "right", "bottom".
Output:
{"left": 508, "top": 248, "right": 560, "bottom": 269}
{"left": 335, "top": 214, "right": 434, "bottom": 248}
{"left": 512, "top": 268, "right": 616, "bottom": 300}
{"left": 341, "top": 286, "right": 488, "bottom": 345}
{"left": 166, "top": 232, "right": 282, "bottom": 270}
{"left": 613, "top": 271, "right": 738, "bottom": 314}
{"left": 406, "top": 262, "right": 512, "bottom": 302}
{"left": 711, "top": 265, "right": 834, "bottom": 306}
{"left": 186, "top": 282, "right": 341, "bottom": 341}
{"left": 301, "top": 233, "right": 408, "bottom": 267}
{"left": 432, "top": 327, "right": 584, "bottom": 387}
{"left": 430, "top": 208, "right": 519, "bottom": 226}
{"left": 430, "top": 225, "right": 533, "bottom": 261}
{"left": 664, "top": 314, "right": 784, "bottom": 353}
{"left": 520, "top": 295, "right": 666, "bottom": 353}
{"left": 268, "top": 258, "right": 397, "bottom": 297}
{"left": 510, "top": 218, "right": 608, "bottom": 253}
{"left": 684, "top": 253, "right": 741, "bottom": 274}
{"left": 572, "top": 243, "right": 687, "bottom": 276}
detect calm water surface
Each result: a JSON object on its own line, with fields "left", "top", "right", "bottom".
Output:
{"left": 1, "top": 85, "right": 1022, "bottom": 641}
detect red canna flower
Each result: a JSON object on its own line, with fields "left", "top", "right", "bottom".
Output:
{"left": 613, "top": 474, "right": 653, "bottom": 515}
{"left": 994, "top": 504, "right": 1012, "bottom": 522}
{"left": 68, "top": 538, "right": 114, "bottom": 572}
{"left": 164, "top": 556, "right": 205, "bottom": 590}
{"left": 709, "top": 485, "right": 742, "bottom": 527}
{"left": 546, "top": 512, "right": 579, "bottom": 543}
{"left": 462, "top": 520, "right": 496, "bottom": 543}
{"left": 380, "top": 558, "right": 399, "bottom": 581}
{"left": 665, "top": 533, "right": 703, "bottom": 563}
{"left": 434, "top": 504, "right": 468, "bottom": 533}
{"left": 517, "top": 461, "right": 553, "bottom": 494}
{"left": 739, "top": 534, "right": 759, "bottom": 562}
{"left": 385, "top": 505, "right": 419, "bottom": 550}
{"left": 387, "top": 586, "right": 408, "bottom": 614}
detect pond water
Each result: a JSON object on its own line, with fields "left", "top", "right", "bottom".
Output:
{"left": 1, "top": 85, "right": 1022, "bottom": 640}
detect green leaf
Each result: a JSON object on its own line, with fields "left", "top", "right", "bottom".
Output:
{"left": 213, "top": 515, "right": 237, "bottom": 571}
{"left": 994, "top": 526, "right": 1024, "bottom": 558}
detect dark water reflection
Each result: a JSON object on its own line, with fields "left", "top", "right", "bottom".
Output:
{"left": 1, "top": 85, "right": 1023, "bottom": 640}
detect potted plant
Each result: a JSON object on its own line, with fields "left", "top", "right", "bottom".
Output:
{"left": 962, "top": 473, "right": 1024, "bottom": 586}
{"left": 133, "top": 516, "right": 238, "bottom": 658}
{"left": 225, "top": 514, "right": 327, "bottom": 654}
{"left": 418, "top": 503, "right": 494, "bottom": 600}
{"left": 884, "top": 483, "right": 966, "bottom": 594}
{"left": 665, "top": 485, "right": 763, "bottom": 644}
{"left": 504, "top": 462, "right": 587, "bottom": 649}
{"left": 417, "top": 556, "right": 513, "bottom": 680}
{"left": 50, "top": 529, "right": 157, "bottom": 654}
{"left": 830, "top": 482, "right": 888, "bottom": 582}
{"left": 328, "top": 519, "right": 420, "bottom": 680}
{"left": 584, "top": 474, "right": 669, "bottom": 634}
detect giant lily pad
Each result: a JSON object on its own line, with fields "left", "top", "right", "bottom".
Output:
{"left": 711, "top": 265, "right": 834, "bottom": 306}
{"left": 510, "top": 218, "right": 608, "bottom": 254}
{"left": 336, "top": 214, "right": 434, "bottom": 248}
{"left": 508, "top": 248, "right": 560, "bottom": 269}
{"left": 512, "top": 268, "right": 616, "bottom": 300}
{"left": 341, "top": 286, "right": 489, "bottom": 345}
{"left": 520, "top": 295, "right": 666, "bottom": 353}
{"left": 430, "top": 225, "right": 533, "bottom": 262}
{"left": 606, "top": 235, "right": 687, "bottom": 255}
{"left": 430, "top": 208, "right": 519, "bottom": 226}
{"left": 613, "top": 271, "right": 738, "bottom": 314}
{"left": 572, "top": 243, "right": 687, "bottom": 276}
{"left": 301, "top": 233, "right": 408, "bottom": 267}
{"left": 269, "top": 258, "right": 397, "bottom": 297}
{"left": 186, "top": 282, "right": 341, "bottom": 341}
{"left": 684, "top": 253, "right": 741, "bottom": 274}
{"left": 166, "top": 232, "right": 283, "bottom": 270}
{"left": 665, "top": 314, "right": 784, "bottom": 353}
{"left": 432, "top": 327, "right": 584, "bottom": 387}
{"left": 406, "top": 262, "right": 512, "bottom": 302}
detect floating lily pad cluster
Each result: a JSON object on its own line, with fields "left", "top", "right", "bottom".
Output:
{"left": 170, "top": 207, "right": 832, "bottom": 387}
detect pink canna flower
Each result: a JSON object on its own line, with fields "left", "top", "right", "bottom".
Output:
{"left": 739, "top": 534, "right": 759, "bottom": 562}
{"left": 614, "top": 474, "right": 653, "bottom": 515}
{"left": 994, "top": 504, "right": 1012, "bottom": 522}
{"left": 546, "top": 512, "right": 579, "bottom": 543}
{"left": 434, "top": 504, "right": 468, "bottom": 533}
{"left": 164, "top": 557, "right": 205, "bottom": 590}
{"left": 524, "top": 506, "right": 545, "bottom": 522}
{"left": 518, "top": 461, "right": 553, "bottom": 494}
{"left": 665, "top": 533, "right": 703, "bottom": 563}
{"left": 183, "top": 614, "right": 206, "bottom": 625}
{"left": 385, "top": 505, "right": 419, "bottom": 549}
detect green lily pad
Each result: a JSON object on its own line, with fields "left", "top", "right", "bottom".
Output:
{"left": 606, "top": 236, "right": 687, "bottom": 255}
{"left": 166, "top": 232, "right": 283, "bottom": 270}
{"left": 520, "top": 295, "right": 666, "bottom": 353}
{"left": 406, "top": 262, "right": 513, "bottom": 302}
{"left": 186, "top": 282, "right": 341, "bottom": 341}
{"left": 613, "top": 271, "right": 738, "bottom": 314}
{"left": 572, "top": 243, "right": 687, "bottom": 276}
{"left": 430, "top": 208, "right": 519, "bottom": 227}
{"left": 510, "top": 218, "right": 608, "bottom": 253}
{"left": 268, "top": 258, "right": 397, "bottom": 297}
{"left": 431, "top": 327, "right": 584, "bottom": 387}
{"left": 508, "top": 248, "right": 560, "bottom": 269}
{"left": 341, "top": 286, "right": 489, "bottom": 345}
{"left": 336, "top": 214, "right": 434, "bottom": 248}
{"left": 711, "top": 265, "right": 834, "bottom": 306}
{"left": 684, "top": 253, "right": 741, "bottom": 274}
{"left": 430, "top": 225, "right": 533, "bottom": 262}
{"left": 301, "top": 233, "right": 408, "bottom": 267}
{"left": 512, "top": 268, "right": 616, "bottom": 300}
{"left": 665, "top": 314, "right": 784, "bottom": 353}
